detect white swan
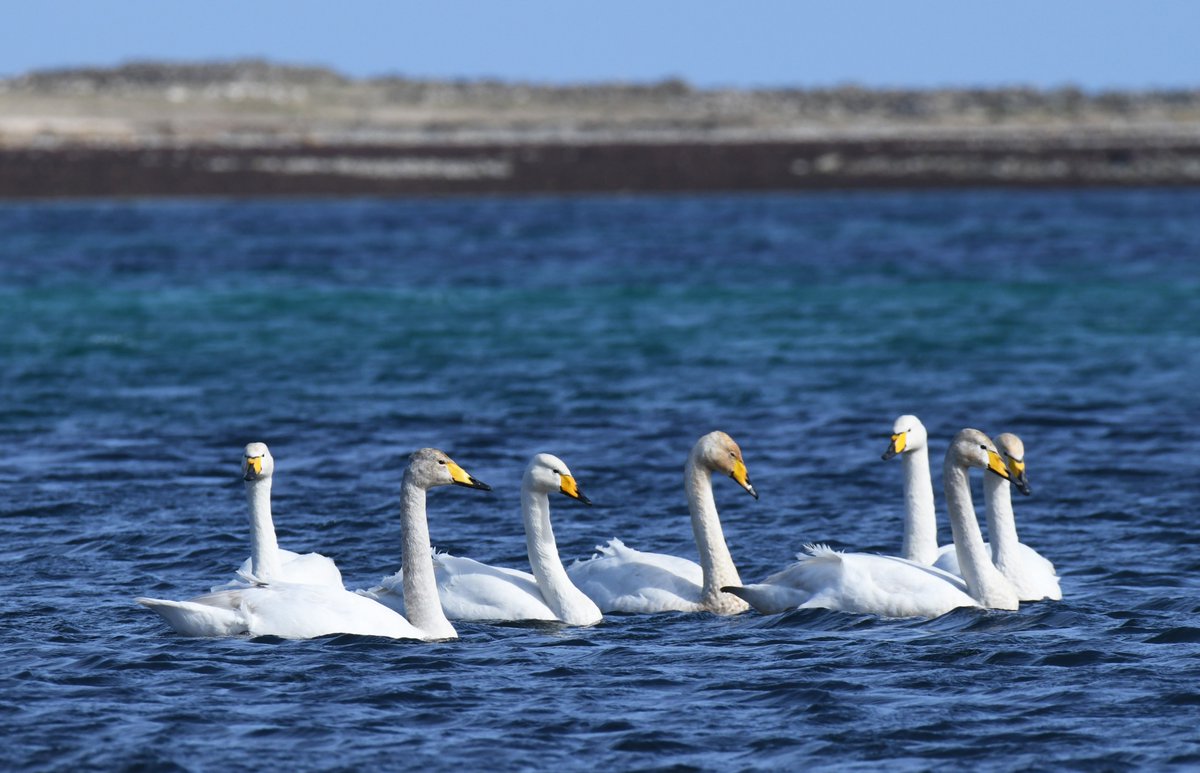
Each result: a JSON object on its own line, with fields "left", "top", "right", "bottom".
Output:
{"left": 881, "top": 415, "right": 940, "bottom": 565}
{"left": 362, "top": 454, "right": 601, "bottom": 625}
{"left": 136, "top": 447, "right": 491, "bottom": 639}
{"left": 565, "top": 431, "right": 757, "bottom": 615}
{"left": 210, "top": 442, "right": 343, "bottom": 589}
{"left": 723, "top": 428, "right": 1021, "bottom": 618}
{"left": 933, "top": 433, "right": 1062, "bottom": 601}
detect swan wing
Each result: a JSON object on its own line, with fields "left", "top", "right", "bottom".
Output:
{"left": 276, "top": 550, "right": 344, "bottom": 586}
{"left": 1011, "top": 543, "right": 1063, "bottom": 601}
{"left": 220, "top": 549, "right": 344, "bottom": 590}
{"left": 432, "top": 554, "right": 558, "bottom": 622}
{"left": 566, "top": 539, "right": 704, "bottom": 614}
{"left": 360, "top": 554, "right": 559, "bottom": 621}
{"left": 932, "top": 543, "right": 961, "bottom": 575}
{"left": 935, "top": 542, "right": 1062, "bottom": 601}
{"left": 727, "top": 546, "right": 977, "bottom": 619}
{"left": 140, "top": 583, "right": 424, "bottom": 640}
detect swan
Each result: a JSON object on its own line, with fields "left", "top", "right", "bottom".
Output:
{"left": 362, "top": 453, "right": 602, "bottom": 625}
{"left": 881, "top": 415, "right": 940, "bottom": 565}
{"left": 723, "top": 428, "right": 1021, "bottom": 618}
{"left": 933, "top": 433, "right": 1062, "bottom": 601}
{"left": 208, "top": 442, "right": 343, "bottom": 589}
{"left": 136, "top": 447, "right": 491, "bottom": 639}
{"left": 565, "top": 431, "right": 758, "bottom": 615}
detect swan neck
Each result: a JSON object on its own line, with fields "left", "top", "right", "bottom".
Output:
{"left": 684, "top": 453, "right": 746, "bottom": 613}
{"left": 521, "top": 479, "right": 600, "bottom": 625}
{"left": 943, "top": 458, "right": 1016, "bottom": 609}
{"left": 900, "top": 445, "right": 939, "bottom": 565}
{"left": 983, "top": 473, "right": 1021, "bottom": 573}
{"left": 399, "top": 472, "right": 455, "bottom": 639}
{"left": 245, "top": 477, "right": 283, "bottom": 581}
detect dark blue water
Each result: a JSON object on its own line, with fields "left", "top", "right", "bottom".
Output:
{"left": 2, "top": 191, "right": 1199, "bottom": 770}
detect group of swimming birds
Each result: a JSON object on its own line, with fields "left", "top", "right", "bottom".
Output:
{"left": 137, "top": 416, "right": 1060, "bottom": 640}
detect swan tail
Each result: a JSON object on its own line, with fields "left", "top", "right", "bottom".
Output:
{"left": 135, "top": 596, "right": 247, "bottom": 637}
{"left": 569, "top": 537, "right": 629, "bottom": 567}
{"left": 720, "top": 584, "right": 808, "bottom": 615}
{"left": 591, "top": 537, "right": 627, "bottom": 559}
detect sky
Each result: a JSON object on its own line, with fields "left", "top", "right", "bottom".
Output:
{"left": 2, "top": 0, "right": 1198, "bottom": 90}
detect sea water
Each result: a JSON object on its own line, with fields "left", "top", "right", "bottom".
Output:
{"left": 1, "top": 190, "right": 1198, "bottom": 770}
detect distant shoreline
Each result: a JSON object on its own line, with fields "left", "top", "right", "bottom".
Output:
{"left": 3, "top": 136, "right": 1199, "bottom": 199}
{"left": 3, "top": 60, "right": 1198, "bottom": 197}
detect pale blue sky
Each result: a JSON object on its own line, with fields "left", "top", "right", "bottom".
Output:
{"left": 3, "top": 1, "right": 1197, "bottom": 90}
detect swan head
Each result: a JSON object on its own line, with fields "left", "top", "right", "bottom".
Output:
{"left": 995, "top": 432, "right": 1031, "bottom": 496}
{"left": 526, "top": 453, "right": 592, "bottom": 505}
{"left": 694, "top": 431, "right": 758, "bottom": 499}
{"left": 242, "top": 442, "right": 274, "bottom": 482}
{"left": 405, "top": 448, "right": 492, "bottom": 492}
{"left": 947, "top": 428, "right": 1011, "bottom": 482}
{"left": 882, "top": 414, "right": 927, "bottom": 460}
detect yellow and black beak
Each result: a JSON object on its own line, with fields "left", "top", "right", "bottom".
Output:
{"left": 985, "top": 450, "right": 1012, "bottom": 482}
{"left": 243, "top": 456, "right": 263, "bottom": 481}
{"left": 1008, "top": 458, "right": 1031, "bottom": 496}
{"left": 882, "top": 432, "right": 907, "bottom": 461}
{"left": 559, "top": 475, "right": 592, "bottom": 506}
{"left": 730, "top": 459, "right": 759, "bottom": 499}
{"left": 447, "top": 461, "right": 492, "bottom": 491}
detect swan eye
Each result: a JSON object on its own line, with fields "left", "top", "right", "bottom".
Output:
{"left": 979, "top": 444, "right": 988, "bottom": 451}
{"left": 437, "top": 459, "right": 446, "bottom": 465}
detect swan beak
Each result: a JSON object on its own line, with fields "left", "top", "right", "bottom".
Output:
{"left": 985, "top": 450, "right": 1012, "bottom": 482}
{"left": 243, "top": 456, "right": 263, "bottom": 480}
{"left": 1008, "top": 459, "right": 1032, "bottom": 496}
{"left": 882, "top": 432, "right": 907, "bottom": 461}
{"left": 447, "top": 461, "right": 492, "bottom": 491}
{"left": 730, "top": 459, "right": 759, "bottom": 499}
{"left": 559, "top": 475, "right": 593, "bottom": 506}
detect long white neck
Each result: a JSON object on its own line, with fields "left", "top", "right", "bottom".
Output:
{"left": 521, "top": 481, "right": 601, "bottom": 625}
{"left": 684, "top": 453, "right": 748, "bottom": 614}
{"left": 900, "top": 445, "right": 939, "bottom": 564}
{"left": 245, "top": 477, "right": 283, "bottom": 581}
{"left": 983, "top": 473, "right": 1022, "bottom": 577}
{"left": 399, "top": 473, "right": 456, "bottom": 639}
{"left": 943, "top": 460, "right": 1019, "bottom": 610}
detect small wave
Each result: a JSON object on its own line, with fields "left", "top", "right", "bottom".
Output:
{"left": 1146, "top": 627, "right": 1200, "bottom": 644}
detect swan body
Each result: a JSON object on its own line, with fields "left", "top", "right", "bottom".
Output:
{"left": 933, "top": 433, "right": 1062, "bottom": 601}
{"left": 138, "top": 581, "right": 426, "bottom": 639}
{"left": 206, "top": 443, "right": 342, "bottom": 590}
{"left": 567, "top": 431, "right": 758, "bottom": 615}
{"left": 725, "top": 428, "right": 1021, "bottom": 618}
{"left": 364, "top": 454, "right": 602, "bottom": 625}
{"left": 726, "top": 545, "right": 974, "bottom": 617}
{"left": 139, "top": 447, "right": 491, "bottom": 640}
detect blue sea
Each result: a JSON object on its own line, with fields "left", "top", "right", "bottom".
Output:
{"left": 2, "top": 190, "right": 1199, "bottom": 771}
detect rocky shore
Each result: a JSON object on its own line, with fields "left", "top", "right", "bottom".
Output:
{"left": 2, "top": 60, "right": 1198, "bottom": 197}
